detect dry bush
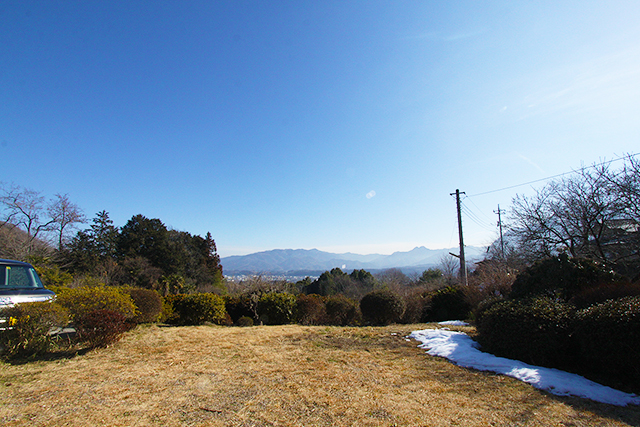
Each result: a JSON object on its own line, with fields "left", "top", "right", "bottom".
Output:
{"left": 125, "top": 287, "right": 164, "bottom": 323}
{"left": 466, "top": 260, "right": 517, "bottom": 310}
{"left": 74, "top": 309, "right": 130, "bottom": 348}
{"left": 294, "top": 294, "right": 327, "bottom": 325}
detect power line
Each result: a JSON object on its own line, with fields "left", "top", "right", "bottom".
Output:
{"left": 468, "top": 152, "right": 639, "bottom": 197}
{"left": 463, "top": 194, "right": 493, "bottom": 222}
{"left": 449, "top": 192, "right": 495, "bottom": 231}
{"left": 460, "top": 202, "right": 494, "bottom": 232}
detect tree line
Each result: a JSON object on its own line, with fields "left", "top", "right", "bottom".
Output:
{"left": 0, "top": 183, "right": 223, "bottom": 294}
{"left": 2, "top": 154, "right": 638, "bottom": 297}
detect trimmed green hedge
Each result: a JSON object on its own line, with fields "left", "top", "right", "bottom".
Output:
{"left": 257, "top": 292, "right": 296, "bottom": 325}
{"left": 425, "top": 286, "right": 471, "bottom": 322}
{"left": 54, "top": 286, "right": 138, "bottom": 322}
{"left": 165, "top": 293, "right": 226, "bottom": 326}
{"left": 475, "top": 293, "right": 640, "bottom": 391}
{"left": 360, "top": 289, "right": 405, "bottom": 325}
{"left": 476, "top": 296, "right": 576, "bottom": 368}
{"left": 574, "top": 296, "right": 640, "bottom": 387}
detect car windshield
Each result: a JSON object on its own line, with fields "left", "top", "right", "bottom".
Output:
{"left": 0, "top": 265, "right": 44, "bottom": 289}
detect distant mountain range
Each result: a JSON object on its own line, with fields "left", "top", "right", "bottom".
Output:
{"left": 221, "top": 246, "right": 486, "bottom": 277}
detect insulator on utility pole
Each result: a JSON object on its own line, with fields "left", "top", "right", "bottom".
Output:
{"left": 450, "top": 189, "right": 468, "bottom": 286}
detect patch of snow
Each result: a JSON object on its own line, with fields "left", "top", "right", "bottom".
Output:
{"left": 438, "top": 320, "right": 469, "bottom": 326}
{"left": 409, "top": 328, "right": 640, "bottom": 406}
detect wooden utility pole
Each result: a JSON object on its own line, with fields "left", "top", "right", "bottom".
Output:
{"left": 494, "top": 205, "right": 505, "bottom": 259}
{"left": 451, "top": 189, "right": 467, "bottom": 286}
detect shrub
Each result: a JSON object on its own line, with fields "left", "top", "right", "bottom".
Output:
{"left": 424, "top": 286, "right": 471, "bottom": 322}
{"left": 476, "top": 296, "right": 576, "bottom": 368}
{"left": 163, "top": 294, "right": 183, "bottom": 324}
{"left": 225, "top": 294, "right": 258, "bottom": 324}
{"left": 400, "top": 289, "right": 431, "bottom": 324}
{"left": 574, "top": 296, "right": 640, "bottom": 387}
{"left": 165, "top": 293, "right": 226, "bottom": 326}
{"left": 35, "top": 264, "right": 74, "bottom": 287}
{"left": 465, "top": 261, "right": 516, "bottom": 308}
{"left": 237, "top": 316, "right": 254, "bottom": 327}
{"left": 0, "top": 302, "right": 69, "bottom": 359}
{"left": 472, "top": 296, "right": 505, "bottom": 324}
{"left": 158, "top": 296, "right": 175, "bottom": 323}
{"left": 510, "top": 254, "right": 624, "bottom": 301}
{"left": 295, "top": 294, "right": 327, "bottom": 325}
{"left": 360, "top": 289, "right": 405, "bottom": 325}
{"left": 325, "top": 294, "right": 359, "bottom": 326}
{"left": 75, "top": 309, "right": 130, "bottom": 348}
{"left": 125, "top": 287, "right": 164, "bottom": 323}
{"left": 570, "top": 282, "right": 640, "bottom": 309}
{"left": 257, "top": 292, "right": 296, "bottom": 325}
{"left": 55, "top": 286, "right": 138, "bottom": 322}
{"left": 221, "top": 313, "right": 234, "bottom": 326}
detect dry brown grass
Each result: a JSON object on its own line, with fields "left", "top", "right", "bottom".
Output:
{"left": 1, "top": 323, "right": 639, "bottom": 426}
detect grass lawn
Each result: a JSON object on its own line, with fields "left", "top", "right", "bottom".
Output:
{"left": 1, "top": 323, "right": 639, "bottom": 426}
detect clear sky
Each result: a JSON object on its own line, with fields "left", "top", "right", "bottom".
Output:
{"left": 2, "top": 1, "right": 639, "bottom": 257}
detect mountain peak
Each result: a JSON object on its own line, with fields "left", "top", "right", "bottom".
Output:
{"left": 221, "top": 246, "right": 484, "bottom": 275}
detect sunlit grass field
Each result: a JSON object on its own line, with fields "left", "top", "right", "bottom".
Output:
{"left": 1, "top": 323, "right": 639, "bottom": 426}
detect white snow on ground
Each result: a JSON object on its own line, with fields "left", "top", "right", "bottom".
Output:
{"left": 437, "top": 320, "right": 469, "bottom": 326}
{"left": 409, "top": 327, "right": 640, "bottom": 406}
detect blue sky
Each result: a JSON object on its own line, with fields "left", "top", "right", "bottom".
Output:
{"left": 2, "top": 1, "right": 639, "bottom": 257}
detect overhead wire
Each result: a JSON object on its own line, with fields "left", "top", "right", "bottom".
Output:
{"left": 464, "top": 194, "right": 493, "bottom": 222}
{"left": 467, "top": 152, "right": 639, "bottom": 198}
{"left": 449, "top": 192, "right": 496, "bottom": 235}
{"left": 460, "top": 202, "right": 495, "bottom": 232}
{"left": 453, "top": 153, "right": 639, "bottom": 240}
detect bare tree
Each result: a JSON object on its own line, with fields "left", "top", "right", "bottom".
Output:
{"left": 506, "top": 157, "right": 640, "bottom": 277}
{"left": 0, "top": 184, "right": 86, "bottom": 258}
{"left": 375, "top": 268, "right": 411, "bottom": 294}
{"left": 0, "top": 184, "right": 54, "bottom": 257}
{"left": 599, "top": 155, "right": 640, "bottom": 222}
{"left": 438, "top": 254, "right": 460, "bottom": 286}
{"left": 48, "top": 193, "right": 86, "bottom": 250}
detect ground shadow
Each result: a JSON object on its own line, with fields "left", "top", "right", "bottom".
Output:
{"left": 547, "top": 392, "right": 640, "bottom": 426}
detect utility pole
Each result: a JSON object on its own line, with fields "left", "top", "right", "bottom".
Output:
{"left": 451, "top": 189, "right": 467, "bottom": 286}
{"left": 494, "top": 205, "right": 505, "bottom": 259}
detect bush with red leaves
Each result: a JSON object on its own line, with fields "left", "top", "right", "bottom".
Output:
{"left": 75, "top": 309, "right": 130, "bottom": 348}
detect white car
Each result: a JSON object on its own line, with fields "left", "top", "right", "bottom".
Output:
{"left": 0, "top": 259, "right": 56, "bottom": 326}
